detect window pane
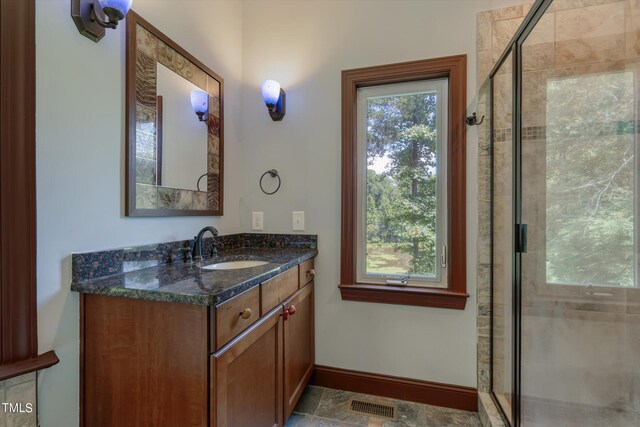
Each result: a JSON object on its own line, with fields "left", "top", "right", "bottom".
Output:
{"left": 364, "top": 89, "right": 441, "bottom": 279}
{"left": 546, "top": 72, "right": 635, "bottom": 287}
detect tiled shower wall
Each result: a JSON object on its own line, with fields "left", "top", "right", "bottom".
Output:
{"left": 0, "top": 372, "right": 37, "bottom": 426}
{"left": 477, "top": 1, "right": 640, "bottom": 425}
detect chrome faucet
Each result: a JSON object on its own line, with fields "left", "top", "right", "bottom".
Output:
{"left": 191, "top": 226, "right": 219, "bottom": 261}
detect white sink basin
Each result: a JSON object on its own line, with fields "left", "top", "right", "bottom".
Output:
{"left": 201, "top": 260, "right": 269, "bottom": 270}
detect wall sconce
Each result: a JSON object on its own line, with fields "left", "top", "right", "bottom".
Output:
{"left": 71, "top": 0, "right": 133, "bottom": 42}
{"left": 191, "top": 90, "right": 209, "bottom": 122}
{"left": 261, "top": 80, "right": 286, "bottom": 121}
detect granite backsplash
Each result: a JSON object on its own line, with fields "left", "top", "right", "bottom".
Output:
{"left": 71, "top": 233, "right": 317, "bottom": 283}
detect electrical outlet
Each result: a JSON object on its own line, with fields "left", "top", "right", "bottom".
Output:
{"left": 292, "top": 211, "right": 305, "bottom": 231}
{"left": 252, "top": 212, "right": 264, "bottom": 230}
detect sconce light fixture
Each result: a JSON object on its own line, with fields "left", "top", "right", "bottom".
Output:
{"left": 191, "top": 90, "right": 209, "bottom": 122}
{"left": 261, "top": 80, "right": 286, "bottom": 121}
{"left": 71, "top": 0, "right": 133, "bottom": 42}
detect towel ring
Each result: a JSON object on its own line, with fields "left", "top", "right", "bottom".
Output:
{"left": 260, "top": 169, "right": 281, "bottom": 195}
{"left": 196, "top": 173, "right": 207, "bottom": 192}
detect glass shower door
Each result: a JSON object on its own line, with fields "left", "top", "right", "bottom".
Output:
{"left": 491, "top": 50, "right": 515, "bottom": 425}
{"left": 519, "top": 1, "right": 640, "bottom": 425}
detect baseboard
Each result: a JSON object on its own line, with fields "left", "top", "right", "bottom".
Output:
{"left": 311, "top": 365, "right": 478, "bottom": 412}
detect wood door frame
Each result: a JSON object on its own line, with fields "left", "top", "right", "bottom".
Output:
{"left": 0, "top": 0, "right": 58, "bottom": 380}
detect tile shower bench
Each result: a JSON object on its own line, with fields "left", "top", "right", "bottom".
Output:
{"left": 71, "top": 233, "right": 317, "bottom": 427}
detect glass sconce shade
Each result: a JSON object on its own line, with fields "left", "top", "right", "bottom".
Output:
{"left": 261, "top": 80, "right": 281, "bottom": 106}
{"left": 98, "top": 0, "right": 133, "bottom": 16}
{"left": 261, "top": 79, "right": 285, "bottom": 121}
{"left": 191, "top": 90, "right": 209, "bottom": 121}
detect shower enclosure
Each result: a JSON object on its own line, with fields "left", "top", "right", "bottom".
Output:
{"left": 479, "top": 0, "right": 640, "bottom": 425}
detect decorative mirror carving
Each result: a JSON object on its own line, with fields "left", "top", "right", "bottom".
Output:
{"left": 125, "top": 11, "right": 223, "bottom": 216}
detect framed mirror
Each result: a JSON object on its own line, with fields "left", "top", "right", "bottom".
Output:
{"left": 125, "top": 11, "right": 223, "bottom": 216}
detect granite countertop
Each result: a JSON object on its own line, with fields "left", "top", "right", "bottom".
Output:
{"left": 70, "top": 234, "right": 317, "bottom": 306}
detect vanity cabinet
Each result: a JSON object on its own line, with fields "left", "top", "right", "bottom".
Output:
{"left": 80, "top": 258, "right": 315, "bottom": 427}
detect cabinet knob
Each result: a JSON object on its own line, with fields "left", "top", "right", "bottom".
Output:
{"left": 282, "top": 305, "right": 296, "bottom": 321}
{"left": 306, "top": 269, "right": 315, "bottom": 277}
{"left": 239, "top": 308, "right": 252, "bottom": 319}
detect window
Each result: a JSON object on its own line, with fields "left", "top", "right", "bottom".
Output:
{"left": 340, "top": 56, "right": 468, "bottom": 309}
{"left": 356, "top": 80, "right": 448, "bottom": 287}
{"left": 545, "top": 71, "right": 636, "bottom": 288}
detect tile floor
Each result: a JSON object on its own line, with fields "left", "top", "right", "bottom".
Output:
{"left": 286, "top": 386, "right": 481, "bottom": 427}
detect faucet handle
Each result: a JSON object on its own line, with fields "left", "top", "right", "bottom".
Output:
{"left": 182, "top": 247, "right": 194, "bottom": 264}
{"left": 211, "top": 238, "right": 221, "bottom": 256}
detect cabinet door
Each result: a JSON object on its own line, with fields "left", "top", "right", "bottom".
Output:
{"left": 82, "top": 295, "right": 209, "bottom": 427}
{"left": 283, "top": 282, "right": 315, "bottom": 421}
{"left": 212, "top": 306, "right": 284, "bottom": 427}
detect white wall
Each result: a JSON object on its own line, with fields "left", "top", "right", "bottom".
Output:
{"left": 35, "top": 1, "right": 243, "bottom": 425}
{"left": 238, "top": 0, "right": 524, "bottom": 388}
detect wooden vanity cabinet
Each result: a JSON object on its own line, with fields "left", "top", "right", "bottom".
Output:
{"left": 80, "top": 258, "right": 315, "bottom": 427}
{"left": 283, "top": 282, "right": 315, "bottom": 421}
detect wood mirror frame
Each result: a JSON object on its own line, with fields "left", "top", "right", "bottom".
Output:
{"left": 125, "top": 11, "right": 224, "bottom": 217}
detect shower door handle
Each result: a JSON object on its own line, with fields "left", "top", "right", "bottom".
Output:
{"left": 515, "top": 223, "right": 528, "bottom": 253}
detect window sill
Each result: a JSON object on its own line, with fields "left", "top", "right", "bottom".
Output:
{"left": 0, "top": 351, "right": 59, "bottom": 381}
{"left": 339, "top": 283, "right": 469, "bottom": 310}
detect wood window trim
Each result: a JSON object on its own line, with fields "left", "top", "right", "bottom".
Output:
{"left": 0, "top": 0, "right": 59, "bottom": 379}
{"left": 339, "top": 55, "right": 468, "bottom": 310}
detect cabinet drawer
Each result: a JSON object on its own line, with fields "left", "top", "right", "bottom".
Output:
{"left": 299, "top": 258, "right": 315, "bottom": 287}
{"left": 261, "top": 267, "right": 298, "bottom": 314}
{"left": 215, "top": 286, "right": 260, "bottom": 350}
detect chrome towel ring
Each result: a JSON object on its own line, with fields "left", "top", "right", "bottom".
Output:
{"left": 259, "top": 169, "right": 281, "bottom": 195}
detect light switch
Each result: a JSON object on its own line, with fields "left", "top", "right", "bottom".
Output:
{"left": 252, "top": 212, "right": 264, "bottom": 230}
{"left": 292, "top": 211, "right": 305, "bottom": 231}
